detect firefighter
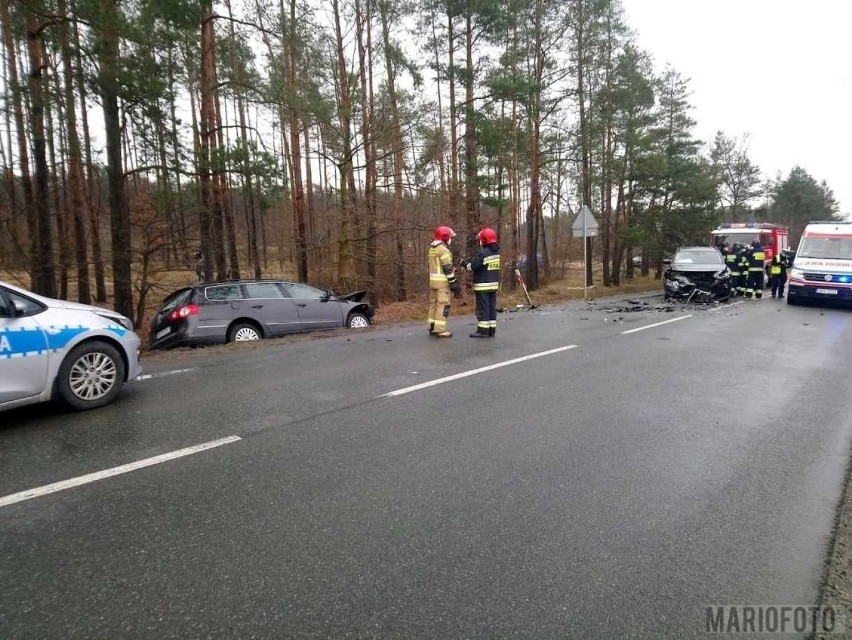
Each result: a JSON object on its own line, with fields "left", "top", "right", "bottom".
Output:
{"left": 720, "top": 243, "right": 739, "bottom": 297}
{"left": 428, "top": 225, "right": 458, "bottom": 337}
{"left": 769, "top": 249, "right": 792, "bottom": 298}
{"left": 734, "top": 243, "right": 749, "bottom": 296}
{"left": 745, "top": 241, "right": 766, "bottom": 299}
{"left": 461, "top": 227, "right": 500, "bottom": 338}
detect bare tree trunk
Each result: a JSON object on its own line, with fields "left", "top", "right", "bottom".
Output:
{"left": 198, "top": 4, "right": 217, "bottom": 280}
{"left": 332, "top": 0, "right": 356, "bottom": 287}
{"left": 2, "top": 0, "right": 36, "bottom": 286}
{"left": 96, "top": 0, "right": 132, "bottom": 315}
{"left": 26, "top": 12, "right": 56, "bottom": 296}
{"left": 285, "top": 0, "right": 307, "bottom": 281}
{"left": 380, "top": 0, "right": 406, "bottom": 300}
{"left": 59, "top": 0, "right": 90, "bottom": 302}
{"left": 463, "top": 12, "right": 479, "bottom": 255}
{"left": 73, "top": 13, "right": 105, "bottom": 301}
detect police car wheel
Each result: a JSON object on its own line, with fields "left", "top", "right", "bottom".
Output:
{"left": 348, "top": 312, "right": 370, "bottom": 329}
{"left": 57, "top": 341, "right": 126, "bottom": 411}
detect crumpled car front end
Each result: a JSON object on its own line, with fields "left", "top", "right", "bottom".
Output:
{"left": 664, "top": 268, "right": 731, "bottom": 302}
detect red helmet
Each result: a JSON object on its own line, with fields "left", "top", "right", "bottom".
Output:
{"left": 434, "top": 226, "right": 456, "bottom": 243}
{"left": 477, "top": 227, "right": 497, "bottom": 244}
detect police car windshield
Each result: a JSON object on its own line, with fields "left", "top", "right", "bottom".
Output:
{"left": 674, "top": 250, "right": 722, "bottom": 265}
{"left": 798, "top": 237, "right": 852, "bottom": 260}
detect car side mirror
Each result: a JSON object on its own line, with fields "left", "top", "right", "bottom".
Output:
{"left": 662, "top": 259, "right": 671, "bottom": 266}
{"left": 321, "top": 289, "right": 333, "bottom": 302}
{"left": 12, "top": 300, "right": 26, "bottom": 318}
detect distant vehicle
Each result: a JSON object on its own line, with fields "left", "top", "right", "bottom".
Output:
{"left": 710, "top": 222, "right": 789, "bottom": 266}
{"left": 788, "top": 221, "right": 852, "bottom": 305}
{"left": 663, "top": 247, "right": 731, "bottom": 302}
{"left": 0, "top": 281, "right": 142, "bottom": 412}
{"left": 149, "top": 280, "right": 375, "bottom": 350}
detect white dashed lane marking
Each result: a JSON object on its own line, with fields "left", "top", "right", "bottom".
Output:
{"left": 0, "top": 436, "right": 242, "bottom": 509}
{"left": 620, "top": 314, "right": 693, "bottom": 335}
{"left": 381, "top": 345, "right": 579, "bottom": 398}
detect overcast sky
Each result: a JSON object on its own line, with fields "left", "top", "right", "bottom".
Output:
{"left": 623, "top": 0, "right": 852, "bottom": 216}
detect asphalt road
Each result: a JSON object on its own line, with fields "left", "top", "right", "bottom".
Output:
{"left": 2, "top": 293, "right": 851, "bottom": 638}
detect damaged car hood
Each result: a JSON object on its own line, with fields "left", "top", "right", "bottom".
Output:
{"left": 335, "top": 289, "right": 368, "bottom": 302}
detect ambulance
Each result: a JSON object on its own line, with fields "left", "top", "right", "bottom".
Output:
{"left": 787, "top": 221, "right": 852, "bottom": 305}
{"left": 710, "top": 222, "right": 789, "bottom": 265}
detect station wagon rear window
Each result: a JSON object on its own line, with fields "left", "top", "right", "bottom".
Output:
{"left": 205, "top": 285, "right": 244, "bottom": 301}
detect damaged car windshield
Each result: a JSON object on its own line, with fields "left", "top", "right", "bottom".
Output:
{"left": 673, "top": 250, "right": 723, "bottom": 265}
{"left": 798, "top": 237, "right": 852, "bottom": 260}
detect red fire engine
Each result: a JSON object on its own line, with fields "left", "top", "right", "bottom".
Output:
{"left": 710, "top": 223, "right": 790, "bottom": 264}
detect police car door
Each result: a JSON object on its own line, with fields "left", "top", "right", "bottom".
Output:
{"left": 0, "top": 286, "right": 49, "bottom": 404}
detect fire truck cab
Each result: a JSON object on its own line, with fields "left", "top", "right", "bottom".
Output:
{"left": 710, "top": 223, "right": 790, "bottom": 265}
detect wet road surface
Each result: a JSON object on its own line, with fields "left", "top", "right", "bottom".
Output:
{"left": 1, "top": 294, "right": 850, "bottom": 638}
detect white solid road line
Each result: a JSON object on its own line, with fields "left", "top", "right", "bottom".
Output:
{"left": 136, "top": 367, "right": 197, "bottom": 381}
{"left": 381, "top": 345, "right": 579, "bottom": 398}
{"left": 0, "top": 435, "right": 242, "bottom": 509}
{"left": 621, "top": 314, "right": 693, "bottom": 335}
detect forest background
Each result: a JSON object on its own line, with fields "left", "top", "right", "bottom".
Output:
{"left": 0, "top": 0, "right": 844, "bottom": 332}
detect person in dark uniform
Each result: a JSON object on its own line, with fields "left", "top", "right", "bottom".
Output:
{"left": 745, "top": 242, "right": 766, "bottom": 299}
{"left": 734, "top": 243, "right": 749, "bottom": 296}
{"left": 720, "top": 243, "right": 739, "bottom": 297}
{"left": 769, "top": 249, "right": 793, "bottom": 298}
{"left": 461, "top": 228, "right": 500, "bottom": 337}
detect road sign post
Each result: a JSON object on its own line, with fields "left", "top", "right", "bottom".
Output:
{"left": 572, "top": 205, "right": 599, "bottom": 300}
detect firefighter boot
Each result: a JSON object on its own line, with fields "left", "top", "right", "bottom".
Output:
{"left": 488, "top": 328, "right": 495, "bottom": 337}
{"left": 429, "top": 322, "right": 436, "bottom": 336}
{"left": 469, "top": 331, "right": 488, "bottom": 338}
{"left": 434, "top": 330, "right": 453, "bottom": 338}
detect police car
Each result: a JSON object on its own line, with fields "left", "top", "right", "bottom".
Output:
{"left": 0, "top": 280, "right": 142, "bottom": 412}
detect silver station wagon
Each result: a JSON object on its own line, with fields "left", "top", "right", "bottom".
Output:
{"left": 0, "top": 281, "right": 142, "bottom": 412}
{"left": 149, "top": 280, "right": 374, "bottom": 350}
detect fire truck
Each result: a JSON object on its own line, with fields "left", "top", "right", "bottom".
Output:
{"left": 710, "top": 223, "right": 790, "bottom": 265}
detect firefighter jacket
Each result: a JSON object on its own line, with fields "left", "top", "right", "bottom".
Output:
{"left": 769, "top": 253, "right": 788, "bottom": 277}
{"left": 748, "top": 246, "right": 766, "bottom": 271}
{"left": 428, "top": 240, "right": 456, "bottom": 290}
{"left": 737, "top": 251, "right": 750, "bottom": 274}
{"left": 467, "top": 243, "right": 501, "bottom": 292}
{"left": 723, "top": 250, "right": 739, "bottom": 274}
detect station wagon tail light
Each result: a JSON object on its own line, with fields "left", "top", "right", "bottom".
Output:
{"left": 169, "top": 304, "right": 199, "bottom": 321}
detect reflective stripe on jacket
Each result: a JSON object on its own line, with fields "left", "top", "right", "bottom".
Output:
{"left": 428, "top": 241, "right": 455, "bottom": 289}
{"left": 469, "top": 244, "right": 500, "bottom": 292}
{"left": 748, "top": 250, "right": 766, "bottom": 271}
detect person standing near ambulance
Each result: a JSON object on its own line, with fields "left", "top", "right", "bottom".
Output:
{"left": 461, "top": 227, "right": 500, "bottom": 337}
{"left": 428, "top": 226, "right": 458, "bottom": 337}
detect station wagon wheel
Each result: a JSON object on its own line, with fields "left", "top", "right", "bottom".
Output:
{"left": 348, "top": 312, "right": 370, "bottom": 329}
{"left": 228, "top": 322, "right": 261, "bottom": 342}
{"left": 56, "top": 341, "right": 126, "bottom": 411}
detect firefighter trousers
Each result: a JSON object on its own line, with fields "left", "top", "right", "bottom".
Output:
{"left": 746, "top": 270, "right": 764, "bottom": 298}
{"left": 428, "top": 286, "right": 452, "bottom": 333}
{"left": 770, "top": 274, "right": 787, "bottom": 297}
{"left": 474, "top": 291, "right": 497, "bottom": 336}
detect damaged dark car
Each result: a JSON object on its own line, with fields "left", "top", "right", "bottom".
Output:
{"left": 663, "top": 247, "right": 732, "bottom": 303}
{"left": 149, "top": 280, "right": 374, "bottom": 350}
